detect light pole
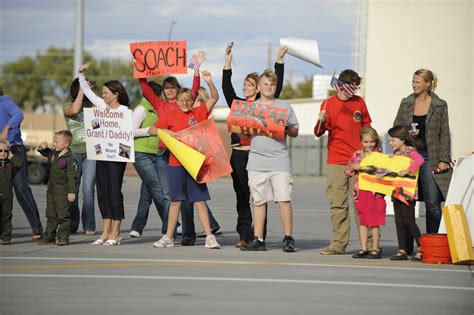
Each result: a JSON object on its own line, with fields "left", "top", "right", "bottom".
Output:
{"left": 267, "top": 41, "right": 272, "bottom": 69}
{"left": 167, "top": 21, "right": 177, "bottom": 40}
{"left": 73, "top": 0, "right": 84, "bottom": 78}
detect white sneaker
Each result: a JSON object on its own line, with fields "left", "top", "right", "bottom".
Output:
{"left": 176, "top": 225, "right": 182, "bottom": 235}
{"left": 153, "top": 235, "right": 174, "bottom": 248}
{"left": 129, "top": 230, "right": 141, "bottom": 238}
{"left": 205, "top": 235, "right": 221, "bottom": 249}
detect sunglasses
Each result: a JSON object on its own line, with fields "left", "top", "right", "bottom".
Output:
{"left": 0, "top": 149, "right": 9, "bottom": 153}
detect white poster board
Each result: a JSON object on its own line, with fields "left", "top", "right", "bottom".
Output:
{"left": 84, "top": 108, "right": 135, "bottom": 163}
{"left": 280, "top": 37, "right": 322, "bottom": 68}
{"left": 385, "top": 196, "right": 420, "bottom": 218}
{"left": 438, "top": 155, "right": 473, "bottom": 239}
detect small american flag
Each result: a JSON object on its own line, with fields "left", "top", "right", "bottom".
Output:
{"left": 330, "top": 75, "right": 359, "bottom": 97}
{"left": 374, "top": 167, "right": 392, "bottom": 179}
{"left": 188, "top": 54, "right": 200, "bottom": 71}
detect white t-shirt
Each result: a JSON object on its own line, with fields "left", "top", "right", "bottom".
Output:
{"left": 78, "top": 73, "right": 128, "bottom": 113}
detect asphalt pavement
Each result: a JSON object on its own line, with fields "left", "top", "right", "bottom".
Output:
{"left": 1, "top": 176, "right": 473, "bottom": 315}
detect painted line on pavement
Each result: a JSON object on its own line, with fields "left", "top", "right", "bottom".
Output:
{"left": 1, "top": 273, "right": 472, "bottom": 291}
{"left": 1, "top": 256, "right": 469, "bottom": 273}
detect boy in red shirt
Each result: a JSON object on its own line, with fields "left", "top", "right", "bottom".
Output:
{"left": 314, "top": 69, "right": 372, "bottom": 255}
{"left": 148, "top": 71, "right": 220, "bottom": 249}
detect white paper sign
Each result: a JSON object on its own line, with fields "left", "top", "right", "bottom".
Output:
{"left": 439, "top": 155, "right": 473, "bottom": 238}
{"left": 280, "top": 37, "right": 322, "bottom": 68}
{"left": 84, "top": 108, "right": 135, "bottom": 162}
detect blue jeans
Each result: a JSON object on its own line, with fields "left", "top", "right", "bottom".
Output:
{"left": 131, "top": 152, "right": 169, "bottom": 234}
{"left": 159, "top": 150, "right": 219, "bottom": 240}
{"left": 418, "top": 150, "right": 444, "bottom": 233}
{"left": 70, "top": 152, "right": 96, "bottom": 232}
{"left": 10, "top": 144, "right": 43, "bottom": 234}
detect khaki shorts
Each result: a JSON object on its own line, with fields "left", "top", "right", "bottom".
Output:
{"left": 248, "top": 171, "right": 293, "bottom": 205}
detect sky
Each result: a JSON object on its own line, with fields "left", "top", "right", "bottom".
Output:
{"left": 0, "top": 0, "right": 357, "bottom": 99}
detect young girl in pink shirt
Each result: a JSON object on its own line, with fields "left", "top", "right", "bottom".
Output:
{"left": 345, "top": 127, "right": 386, "bottom": 259}
{"left": 388, "top": 125, "right": 424, "bottom": 261}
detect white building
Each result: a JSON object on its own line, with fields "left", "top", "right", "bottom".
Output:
{"left": 213, "top": 0, "right": 473, "bottom": 176}
{"left": 363, "top": 0, "right": 473, "bottom": 160}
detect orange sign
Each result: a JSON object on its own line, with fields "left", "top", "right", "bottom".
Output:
{"left": 226, "top": 100, "right": 288, "bottom": 141}
{"left": 176, "top": 119, "right": 232, "bottom": 183}
{"left": 130, "top": 41, "right": 187, "bottom": 78}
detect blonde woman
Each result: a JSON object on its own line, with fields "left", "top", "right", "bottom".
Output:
{"left": 394, "top": 69, "right": 452, "bottom": 235}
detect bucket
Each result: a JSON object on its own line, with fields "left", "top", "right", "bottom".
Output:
{"left": 420, "top": 234, "right": 452, "bottom": 264}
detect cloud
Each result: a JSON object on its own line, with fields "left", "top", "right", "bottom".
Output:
{"left": 1, "top": 0, "right": 355, "bottom": 79}
{"left": 1, "top": 0, "right": 74, "bottom": 61}
{"left": 86, "top": 39, "right": 132, "bottom": 60}
{"left": 153, "top": 2, "right": 245, "bottom": 17}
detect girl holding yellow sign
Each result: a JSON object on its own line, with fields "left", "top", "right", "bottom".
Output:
{"left": 345, "top": 127, "right": 385, "bottom": 259}
{"left": 388, "top": 126, "right": 424, "bottom": 261}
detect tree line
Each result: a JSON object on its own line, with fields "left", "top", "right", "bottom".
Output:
{"left": 1, "top": 46, "right": 313, "bottom": 111}
{"left": 1, "top": 47, "right": 142, "bottom": 111}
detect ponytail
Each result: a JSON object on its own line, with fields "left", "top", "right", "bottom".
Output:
{"left": 414, "top": 68, "right": 437, "bottom": 92}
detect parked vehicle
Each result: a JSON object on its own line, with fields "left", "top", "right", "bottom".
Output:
{"left": 24, "top": 145, "right": 49, "bottom": 185}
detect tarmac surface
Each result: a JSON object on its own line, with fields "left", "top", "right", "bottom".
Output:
{"left": 1, "top": 176, "right": 473, "bottom": 315}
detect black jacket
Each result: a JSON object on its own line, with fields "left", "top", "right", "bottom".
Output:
{"left": 0, "top": 155, "right": 22, "bottom": 198}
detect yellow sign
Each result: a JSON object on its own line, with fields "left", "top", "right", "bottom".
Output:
{"left": 157, "top": 129, "right": 206, "bottom": 180}
{"left": 442, "top": 204, "right": 474, "bottom": 265}
{"left": 358, "top": 152, "right": 419, "bottom": 196}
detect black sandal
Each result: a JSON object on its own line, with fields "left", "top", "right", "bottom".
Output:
{"left": 367, "top": 250, "right": 382, "bottom": 259}
{"left": 390, "top": 250, "right": 408, "bottom": 261}
{"left": 352, "top": 249, "right": 369, "bottom": 258}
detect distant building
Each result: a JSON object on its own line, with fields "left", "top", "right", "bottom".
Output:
{"left": 312, "top": 74, "right": 333, "bottom": 100}
{"left": 213, "top": 99, "right": 327, "bottom": 176}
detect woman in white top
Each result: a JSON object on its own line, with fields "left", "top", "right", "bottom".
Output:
{"left": 129, "top": 82, "right": 171, "bottom": 238}
{"left": 78, "top": 62, "right": 130, "bottom": 246}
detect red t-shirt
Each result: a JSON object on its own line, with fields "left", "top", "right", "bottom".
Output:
{"left": 240, "top": 136, "right": 251, "bottom": 146}
{"left": 139, "top": 76, "right": 199, "bottom": 118}
{"left": 317, "top": 95, "right": 372, "bottom": 165}
{"left": 155, "top": 103, "right": 209, "bottom": 166}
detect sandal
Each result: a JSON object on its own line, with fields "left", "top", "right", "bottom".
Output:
{"left": 103, "top": 238, "right": 122, "bottom": 246}
{"left": 411, "top": 252, "right": 422, "bottom": 262}
{"left": 390, "top": 250, "right": 408, "bottom": 261}
{"left": 32, "top": 233, "right": 42, "bottom": 240}
{"left": 91, "top": 238, "right": 106, "bottom": 245}
{"left": 352, "top": 249, "right": 369, "bottom": 258}
{"left": 367, "top": 250, "right": 382, "bottom": 259}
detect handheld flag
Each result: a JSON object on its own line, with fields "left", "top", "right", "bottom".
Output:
{"left": 330, "top": 75, "right": 359, "bottom": 97}
{"left": 374, "top": 167, "right": 392, "bottom": 179}
{"left": 188, "top": 54, "right": 201, "bottom": 71}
